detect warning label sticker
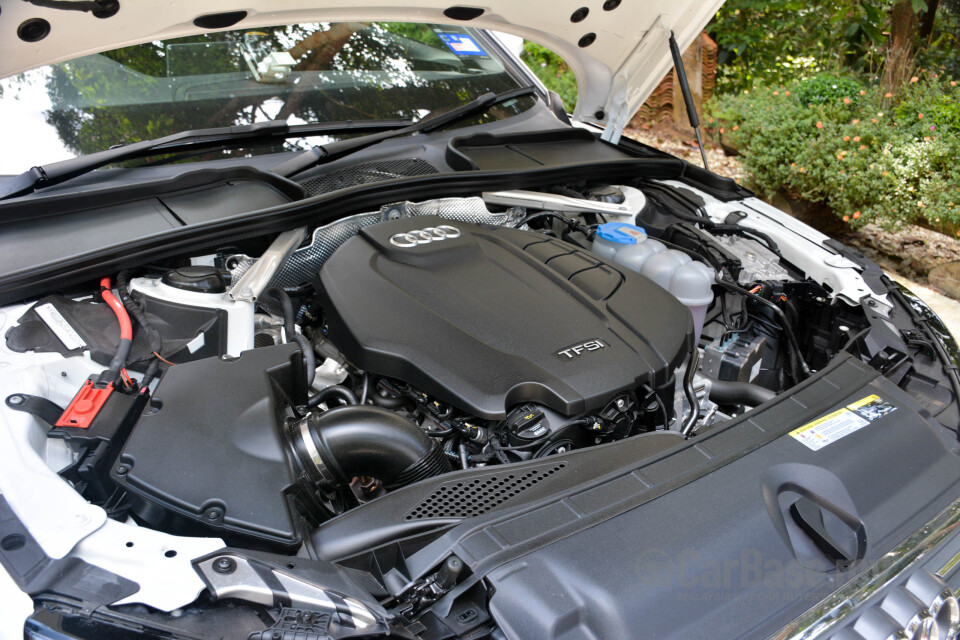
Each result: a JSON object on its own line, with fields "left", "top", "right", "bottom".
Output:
{"left": 35, "top": 303, "right": 85, "bottom": 351}
{"left": 789, "top": 395, "right": 896, "bottom": 451}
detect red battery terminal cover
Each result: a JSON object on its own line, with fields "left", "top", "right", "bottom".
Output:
{"left": 55, "top": 378, "right": 115, "bottom": 429}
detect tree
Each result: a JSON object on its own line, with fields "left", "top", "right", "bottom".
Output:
{"left": 882, "top": 0, "right": 933, "bottom": 90}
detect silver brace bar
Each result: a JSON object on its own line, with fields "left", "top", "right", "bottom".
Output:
{"left": 482, "top": 190, "right": 635, "bottom": 216}
{"left": 229, "top": 227, "right": 307, "bottom": 301}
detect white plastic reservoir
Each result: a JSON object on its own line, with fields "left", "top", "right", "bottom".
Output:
{"left": 592, "top": 222, "right": 715, "bottom": 344}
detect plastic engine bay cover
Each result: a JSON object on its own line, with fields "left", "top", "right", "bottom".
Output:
{"left": 316, "top": 215, "right": 693, "bottom": 419}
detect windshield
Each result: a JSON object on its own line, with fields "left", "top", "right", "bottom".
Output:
{"left": 0, "top": 22, "right": 531, "bottom": 174}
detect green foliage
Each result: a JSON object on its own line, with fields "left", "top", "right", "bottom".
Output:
{"left": 707, "top": 73, "right": 960, "bottom": 229}
{"left": 709, "top": 0, "right": 960, "bottom": 95}
{"left": 520, "top": 41, "right": 578, "bottom": 109}
{"left": 708, "top": 0, "right": 890, "bottom": 94}
{"left": 793, "top": 74, "right": 864, "bottom": 105}
{"left": 892, "top": 78, "right": 960, "bottom": 138}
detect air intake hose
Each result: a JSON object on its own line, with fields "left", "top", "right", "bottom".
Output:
{"left": 293, "top": 405, "right": 450, "bottom": 491}
{"left": 707, "top": 379, "right": 777, "bottom": 407}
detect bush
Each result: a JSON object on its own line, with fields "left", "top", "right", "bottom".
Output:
{"left": 707, "top": 73, "right": 960, "bottom": 229}
{"left": 520, "top": 41, "right": 578, "bottom": 109}
{"left": 793, "top": 74, "right": 864, "bottom": 106}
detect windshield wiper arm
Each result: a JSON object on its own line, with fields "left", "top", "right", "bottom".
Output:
{"left": 0, "top": 118, "right": 415, "bottom": 200}
{"left": 273, "top": 85, "right": 538, "bottom": 179}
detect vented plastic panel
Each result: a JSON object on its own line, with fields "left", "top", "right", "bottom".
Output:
{"left": 405, "top": 463, "right": 567, "bottom": 520}
{"left": 298, "top": 159, "right": 438, "bottom": 196}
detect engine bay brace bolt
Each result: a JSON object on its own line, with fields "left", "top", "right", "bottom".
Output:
{"left": 212, "top": 556, "right": 236, "bottom": 574}
{"left": 115, "top": 464, "right": 130, "bottom": 476}
{"left": 7, "top": 395, "right": 23, "bottom": 405}
{"left": 205, "top": 508, "right": 223, "bottom": 520}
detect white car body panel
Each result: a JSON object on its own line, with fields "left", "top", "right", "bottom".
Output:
{"left": 0, "top": 0, "right": 722, "bottom": 141}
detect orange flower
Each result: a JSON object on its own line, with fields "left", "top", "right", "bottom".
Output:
{"left": 882, "top": 171, "right": 889, "bottom": 176}
{"left": 843, "top": 215, "right": 850, "bottom": 222}
{"left": 853, "top": 211, "right": 861, "bottom": 219}
{"left": 816, "top": 121, "right": 824, "bottom": 129}
{"left": 837, "top": 154, "right": 844, "bottom": 160}
{"left": 852, "top": 119, "right": 860, "bottom": 124}
{"left": 918, "top": 113, "right": 924, "bottom": 119}
{"left": 910, "top": 76, "right": 919, "bottom": 83}
{"left": 859, "top": 90, "right": 866, "bottom": 96}
{"left": 885, "top": 92, "right": 893, "bottom": 98}
{"left": 773, "top": 91, "right": 780, "bottom": 96}
{"left": 719, "top": 128, "right": 725, "bottom": 134}
{"left": 924, "top": 136, "right": 931, "bottom": 141}
{"left": 843, "top": 97, "right": 851, "bottom": 104}
{"left": 843, "top": 135, "right": 850, "bottom": 141}
{"left": 853, "top": 136, "right": 860, "bottom": 142}
{"left": 952, "top": 81, "right": 958, "bottom": 87}
{"left": 799, "top": 167, "right": 806, "bottom": 173}
{"left": 872, "top": 118, "right": 878, "bottom": 123}
{"left": 708, "top": 117, "right": 714, "bottom": 123}
{"left": 785, "top": 90, "right": 790, "bottom": 96}
{"left": 732, "top": 125, "right": 739, "bottom": 131}
{"left": 860, "top": 145, "right": 867, "bottom": 150}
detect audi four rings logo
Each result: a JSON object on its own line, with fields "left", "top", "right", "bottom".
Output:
{"left": 389, "top": 225, "right": 461, "bottom": 247}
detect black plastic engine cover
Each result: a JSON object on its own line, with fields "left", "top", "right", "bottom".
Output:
{"left": 316, "top": 215, "right": 693, "bottom": 419}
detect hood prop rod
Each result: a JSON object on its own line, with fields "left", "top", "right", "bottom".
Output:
{"left": 669, "top": 31, "right": 710, "bottom": 172}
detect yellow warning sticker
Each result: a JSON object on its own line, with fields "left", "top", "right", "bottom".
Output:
{"left": 789, "top": 394, "right": 896, "bottom": 451}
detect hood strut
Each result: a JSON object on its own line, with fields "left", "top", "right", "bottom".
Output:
{"left": 669, "top": 31, "right": 709, "bottom": 172}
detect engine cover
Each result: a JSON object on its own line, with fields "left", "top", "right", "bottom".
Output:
{"left": 316, "top": 215, "right": 693, "bottom": 419}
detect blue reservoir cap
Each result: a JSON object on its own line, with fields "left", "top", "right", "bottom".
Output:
{"left": 596, "top": 222, "right": 647, "bottom": 245}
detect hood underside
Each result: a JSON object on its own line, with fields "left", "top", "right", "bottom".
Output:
{"left": 0, "top": 0, "right": 723, "bottom": 140}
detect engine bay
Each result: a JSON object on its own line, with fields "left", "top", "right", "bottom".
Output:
{"left": 3, "top": 179, "right": 893, "bottom": 558}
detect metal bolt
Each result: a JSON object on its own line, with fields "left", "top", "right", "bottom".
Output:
{"left": 7, "top": 395, "right": 23, "bottom": 405}
{"left": 867, "top": 299, "right": 877, "bottom": 307}
{"left": 115, "top": 464, "right": 130, "bottom": 476}
{"left": 212, "top": 557, "right": 236, "bottom": 574}
{"left": 205, "top": 508, "right": 223, "bottom": 521}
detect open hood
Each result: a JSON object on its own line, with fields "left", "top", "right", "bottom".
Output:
{"left": 0, "top": 0, "right": 723, "bottom": 142}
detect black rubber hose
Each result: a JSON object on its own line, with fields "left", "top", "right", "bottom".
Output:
{"left": 296, "top": 405, "right": 450, "bottom": 490}
{"left": 707, "top": 379, "right": 777, "bottom": 407}
{"left": 680, "top": 348, "right": 701, "bottom": 437}
{"left": 307, "top": 384, "right": 357, "bottom": 408}
{"left": 261, "top": 287, "right": 296, "bottom": 338}
{"left": 293, "top": 335, "right": 316, "bottom": 387}
{"left": 262, "top": 287, "right": 315, "bottom": 387}
{"left": 359, "top": 373, "right": 370, "bottom": 405}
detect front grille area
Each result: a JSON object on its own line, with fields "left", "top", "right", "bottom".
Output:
{"left": 405, "top": 463, "right": 567, "bottom": 520}
{"left": 298, "top": 159, "right": 438, "bottom": 196}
